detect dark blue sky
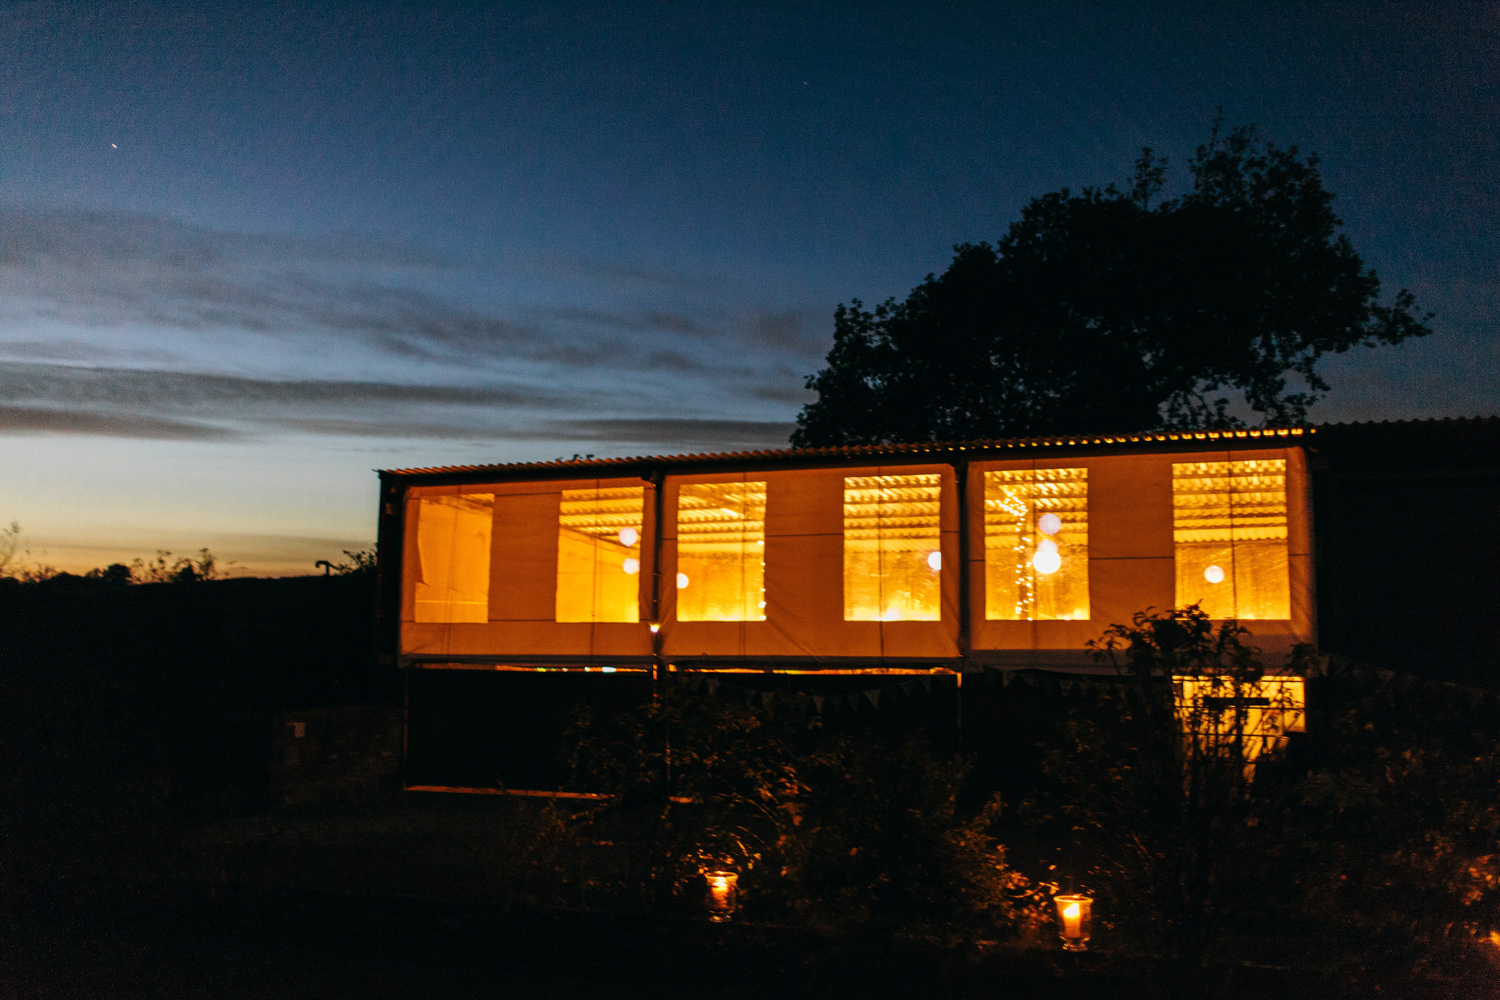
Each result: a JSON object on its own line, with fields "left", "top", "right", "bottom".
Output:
{"left": 0, "top": 2, "right": 1494, "bottom": 573}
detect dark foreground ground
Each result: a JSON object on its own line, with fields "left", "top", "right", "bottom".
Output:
{"left": 0, "top": 886, "right": 1403, "bottom": 1000}
{"left": 5, "top": 576, "right": 1499, "bottom": 998}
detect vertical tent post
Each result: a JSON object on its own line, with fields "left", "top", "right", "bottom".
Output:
{"left": 953, "top": 454, "right": 971, "bottom": 755}
{"left": 647, "top": 467, "right": 666, "bottom": 708}
{"left": 648, "top": 466, "right": 666, "bottom": 626}
{"left": 954, "top": 454, "right": 971, "bottom": 660}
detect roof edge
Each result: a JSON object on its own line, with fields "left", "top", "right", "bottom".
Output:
{"left": 380, "top": 424, "right": 1322, "bottom": 478}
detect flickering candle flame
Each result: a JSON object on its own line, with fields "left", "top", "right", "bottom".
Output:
{"left": 705, "top": 870, "right": 739, "bottom": 922}
{"left": 1053, "top": 893, "right": 1092, "bottom": 951}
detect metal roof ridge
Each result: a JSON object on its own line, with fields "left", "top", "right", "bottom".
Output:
{"left": 379, "top": 420, "right": 1373, "bottom": 477}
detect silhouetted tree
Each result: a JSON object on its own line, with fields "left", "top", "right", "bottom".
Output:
{"left": 0, "top": 520, "right": 19, "bottom": 577}
{"left": 794, "top": 121, "right": 1431, "bottom": 446}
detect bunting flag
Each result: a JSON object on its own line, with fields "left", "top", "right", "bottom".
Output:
{"left": 673, "top": 665, "right": 1196, "bottom": 717}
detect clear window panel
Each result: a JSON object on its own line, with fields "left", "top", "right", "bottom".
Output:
{"left": 556, "top": 486, "right": 645, "bottom": 623}
{"left": 1173, "top": 460, "right": 1290, "bottom": 620}
{"left": 984, "top": 469, "right": 1089, "bottom": 620}
{"left": 843, "top": 474, "right": 942, "bottom": 621}
{"left": 676, "top": 481, "right": 767, "bottom": 622}
{"left": 414, "top": 494, "right": 494, "bottom": 623}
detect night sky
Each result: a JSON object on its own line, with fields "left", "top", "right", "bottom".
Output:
{"left": 1, "top": 3, "right": 1495, "bottom": 574}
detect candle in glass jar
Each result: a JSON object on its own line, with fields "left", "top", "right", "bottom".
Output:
{"left": 705, "top": 870, "right": 738, "bottom": 922}
{"left": 1061, "top": 900, "right": 1081, "bottom": 938}
{"left": 1053, "top": 893, "right": 1092, "bottom": 951}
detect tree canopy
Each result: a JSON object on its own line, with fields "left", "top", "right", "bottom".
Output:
{"left": 792, "top": 123, "right": 1432, "bottom": 447}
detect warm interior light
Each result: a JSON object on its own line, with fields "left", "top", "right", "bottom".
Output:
{"left": 413, "top": 494, "right": 494, "bottom": 623}
{"left": 1054, "top": 893, "right": 1092, "bottom": 951}
{"left": 618, "top": 527, "right": 640, "bottom": 547}
{"left": 926, "top": 550, "right": 942, "bottom": 571}
{"left": 622, "top": 557, "right": 640, "bottom": 575}
{"left": 984, "top": 468, "right": 1088, "bottom": 621}
{"left": 705, "top": 870, "right": 739, "bottom": 923}
{"left": 1173, "top": 459, "right": 1289, "bottom": 619}
{"left": 677, "top": 572, "right": 690, "bottom": 589}
{"left": 676, "top": 481, "right": 767, "bottom": 622}
{"left": 556, "top": 486, "right": 644, "bottom": 623}
{"left": 1033, "top": 538, "right": 1061, "bottom": 575}
{"left": 843, "top": 474, "right": 942, "bottom": 621}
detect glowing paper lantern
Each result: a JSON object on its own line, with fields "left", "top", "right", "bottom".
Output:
{"left": 705, "top": 870, "right": 739, "bottom": 923}
{"left": 1037, "top": 512, "right": 1062, "bottom": 536}
{"left": 622, "top": 558, "right": 640, "bottom": 575}
{"left": 926, "top": 550, "right": 942, "bottom": 571}
{"left": 1204, "top": 564, "right": 1225, "bottom": 584}
{"left": 1033, "top": 538, "right": 1061, "bottom": 575}
{"left": 1053, "top": 894, "right": 1093, "bottom": 951}
{"left": 618, "top": 527, "right": 640, "bottom": 547}
{"left": 677, "top": 572, "right": 690, "bottom": 589}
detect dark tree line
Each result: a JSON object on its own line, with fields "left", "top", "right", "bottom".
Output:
{"left": 794, "top": 121, "right": 1431, "bottom": 447}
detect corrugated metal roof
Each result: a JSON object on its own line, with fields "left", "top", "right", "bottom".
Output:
{"left": 380, "top": 424, "right": 1318, "bottom": 478}
{"left": 378, "top": 415, "right": 1500, "bottom": 479}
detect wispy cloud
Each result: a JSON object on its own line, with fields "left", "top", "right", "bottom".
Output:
{"left": 265, "top": 418, "right": 516, "bottom": 440}
{"left": 539, "top": 418, "right": 796, "bottom": 448}
{"left": 0, "top": 404, "right": 236, "bottom": 440}
{"left": 0, "top": 362, "right": 587, "bottom": 441}
{"left": 0, "top": 207, "right": 826, "bottom": 447}
{"left": 0, "top": 362, "right": 565, "bottom": 410}
{"left": 0, "top": 207, "right": 832, "bottom": 379}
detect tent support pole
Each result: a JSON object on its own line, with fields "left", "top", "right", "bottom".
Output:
{"left": 647, "top": 467, "right": 666, "bottom": 707}
{"left": 953, "top": 454, "right": 971, "bottom": 755}
{"left": 954, "top": 455, "right": 972, "bottom": 660}
{"left": 648, "top": 467, "right": 665, "bottom": 625}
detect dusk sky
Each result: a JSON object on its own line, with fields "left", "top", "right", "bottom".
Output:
{"left": 1, "top": 3, "right": 1495, "bottom": 576}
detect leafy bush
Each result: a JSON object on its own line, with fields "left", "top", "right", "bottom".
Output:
{"left": 566, "top": 679, "right": 1043, "bottom": 941}
{"left": 1031, "top": 605, "right": 1500, "bottom": 981}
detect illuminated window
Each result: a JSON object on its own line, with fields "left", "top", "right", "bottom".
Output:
{"left": 1173, "top": 460, "right": 1289, "bottom": 620}
{"left": 1175, "top": 675, "right": 1305, "bottom": 770}
{"left": 676, "top": 482, "right": 767, "bottom": 622}
{"left": 843, "top": 474, "right": 942, "bottom": 621}
{"left": 414, "top": 494, "right": 493, "bottom": 623}
{"left": 556, "top": 486, "right": 645, "bottom": 623}
{"left": 984, "top": 468, "right": 1089, "bottom": 620}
